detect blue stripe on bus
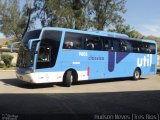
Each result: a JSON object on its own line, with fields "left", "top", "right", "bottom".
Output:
{"left": 108, "top": 51, "right": 129, "bottom": 72}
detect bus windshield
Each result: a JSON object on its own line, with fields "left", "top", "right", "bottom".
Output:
{"left": 16, "top": 43, "right": 32, "bottom": 68}
{"left": 16, "top": 30, "right": 41, "bottom": 68}
{"left": 16, "top": 41, "right": 39, "bottom": 68}
{"left": 22, "top": 30, "right": 41, "bottom": 43}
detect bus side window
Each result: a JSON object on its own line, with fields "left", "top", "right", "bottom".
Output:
{"left": 112, "top": 39, "right": 120, "bottom": 52}
{"left": 132, "top": 42, "right": 140, "bottom": 53}
{"left": 92, "top": 38, "right": 102, "bottom": 50}
{"left": 150, "top": 44, "right": 156, "bottom": 54}
{"left": 109, "top": 40, "right": 114, "bottom": 51}
{"left": 64, "top": 41, "right": 73, "bottom": 49}
{"left": 103, "top": 37, "right": 110, "bottom": 51}
{"left": 87, "top": 41, "right": 94, "bottom": 50}
{"left": 63, "top": 32, "right": 83, "bottom": 49}
{"left": 85, "top": 35, "right": 102, "bottom": 51}
{"left": 140, "top": 42, "right": 148, "bottom": 53}
{"left": 126, "top": 40, "right": 132, "bottom": 52}
{"left": 120, "top": 40, "right": 127, "bottom": 52}
{"left": 144, "top": 43, "right": 151, "bottom": 54}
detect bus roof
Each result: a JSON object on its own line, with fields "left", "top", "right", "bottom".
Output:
{"left": 41, "top": 27, "right": 128, "bottom": 37}
{"left": 40, "top": 27, "right": 156, "bottom": 44}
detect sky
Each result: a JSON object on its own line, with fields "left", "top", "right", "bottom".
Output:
{"left": 0, "top": 0, "right": 160, "bottom": 38}
{"left": 124, "top": 0, "right": 160, "bottom": 37}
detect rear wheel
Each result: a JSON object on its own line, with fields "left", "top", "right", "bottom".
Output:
{"left": 133, "top": 68, "right": 141, "bottom": 80}
{"left": 63, "top": 71, "right": 73, "bottom": 87}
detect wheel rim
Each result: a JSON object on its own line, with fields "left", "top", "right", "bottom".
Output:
{"left": 70, "top": 74, "right": 73, "bottom": 83}
{"left": 135, "top": 71, "right": 140, "bottom": 79}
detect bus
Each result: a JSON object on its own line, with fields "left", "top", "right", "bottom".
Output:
{"left": 12, "top": 27, "right": 157, "bottom": 87}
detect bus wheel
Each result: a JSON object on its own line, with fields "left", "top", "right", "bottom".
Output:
{"left": 133, "top": 68, "right": 141, "bottom": 80}
{"left": 63, "top": 71, "right": 73, "bottom": 87}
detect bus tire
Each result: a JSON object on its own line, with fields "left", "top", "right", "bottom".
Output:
{"left": 133, "top": 68, "right": 141, "bottom": 80}
{"left": 63, "top": 71, "right": 73, "bottom": 87}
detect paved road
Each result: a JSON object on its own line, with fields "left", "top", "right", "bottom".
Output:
{"left": 0, "top": 71, "right": 160, "bottom": 120}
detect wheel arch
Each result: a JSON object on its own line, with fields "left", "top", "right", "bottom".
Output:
{"left": 63, "top": 68, "right": 78, "bottom": 82}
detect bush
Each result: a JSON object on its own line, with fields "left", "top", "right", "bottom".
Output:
{"left": 1, "top": 54, "right": 13, "bottom": 67}
{"left": 5, "top": 41, "right": 11, "bottom": 48}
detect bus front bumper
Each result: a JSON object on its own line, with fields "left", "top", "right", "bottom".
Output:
{"left": 16, "top": 72, "right": 37, "bottom": 83}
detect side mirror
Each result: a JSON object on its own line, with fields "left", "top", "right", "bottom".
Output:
{"left": 28, "top": 39, "right": 40, "bottom": 50}
{"left": 10, "top": 42, "right": 20, "bottom": 53}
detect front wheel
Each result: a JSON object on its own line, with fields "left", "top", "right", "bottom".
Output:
{"left": 133, "top": 68, "right": 141, "bottom": 80}
{"left": 63, "top": 71, "right": 73, "bottom": 87}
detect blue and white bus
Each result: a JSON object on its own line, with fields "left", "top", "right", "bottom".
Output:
{"left": 12, "top": 27, "right": 157, "bottom": 87}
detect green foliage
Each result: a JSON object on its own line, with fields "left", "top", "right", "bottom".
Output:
{"left": 33, "top": 0, "right": 90, "bottom": 30}
{"left": 1, "top": 54, "right": 14, "bottom": 67}
{"left": 0, "top": 0, "right": 33, "bottom": 39}
{"left": 33, "top": 0, "right": 126, "bottom": 30}
{"left": 0, "top": 45, "right": 2, "bottom": 48}
{"left": 5, "top": 41, "right": 10, "bottom": 48}
{"left": 90, "top": 0, "right": 126, "bottom": 30}
{"left": 109, "top": 24, "right": 143, "bottom": 38}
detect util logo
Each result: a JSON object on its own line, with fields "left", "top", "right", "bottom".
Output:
{"left": 137, "top": 54, "right": 152, "bottom": 67}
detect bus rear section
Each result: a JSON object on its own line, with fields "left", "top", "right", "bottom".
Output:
{"left": 60, "top": 31, "right": 157, "bottom": 87}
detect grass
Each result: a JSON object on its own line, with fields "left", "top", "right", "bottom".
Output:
{"left": 0, "top": 65, "right": 16, "bottom": 70}
{"left": 0, "top": 67, "right": 16, "bottom": 70}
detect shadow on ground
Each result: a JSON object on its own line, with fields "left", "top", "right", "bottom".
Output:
{"left": 0, "top": 90, "right": 160, "bottom": 120}
{"left": 0, "top": 77, "right": 147, "bottom": 89}
{"left": 0, "top": 78, "right": 55, "bottom": 89}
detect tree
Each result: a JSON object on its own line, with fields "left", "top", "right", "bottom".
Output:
{"left": 33, "top": 0, "right": 90, "bottom": 30}
{"left": 33, "top": 0, "right": 126, "bottom": 30}
{"left": 88, "top": 0, "right": 126, "bottom": 30}
{"left": 109, "top": 24, "right": 143, "bottom": 38}
{"left": 0, "top": 0, "right": 34, "bottom": 40}
{"left": 21, "top": 0, "right": 34, "bottom": 38}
